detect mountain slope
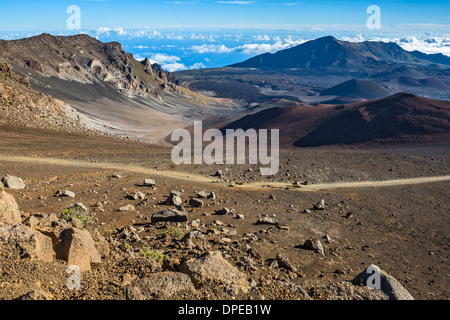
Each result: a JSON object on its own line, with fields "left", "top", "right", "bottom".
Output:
{"left": 221, "top": 93, "right": 450, "bottom": 147}
{"left": 0, "top": 33, "right": 185, "bottom": 99}
{"left": 229, "top": 36, "right": 440, "bottom": 70}
{"left": 0, "top": 33, "right": 227, "bottom": 143}
{"left": 0, "top": 62, "right": 89, "bottom": 133}
{"left": 320, "top": 79, "right": 394, "bottom": 100}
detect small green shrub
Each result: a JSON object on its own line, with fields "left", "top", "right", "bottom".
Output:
{"left": 138, "top": 247, "right": 165, "bottom": 264}
{"left": 61, "top": 205, "right": 94, "bottom": 228}
{"left": 166, "top": 226, "right": 184, "bottom": 239}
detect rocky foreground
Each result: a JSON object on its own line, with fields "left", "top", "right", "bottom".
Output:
{"left": 0, "top": 174, "right": 414, "bottom": 301}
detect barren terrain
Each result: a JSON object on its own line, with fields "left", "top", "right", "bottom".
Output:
{"left": 0, "top": 125, "right": 448, "bottom": 300}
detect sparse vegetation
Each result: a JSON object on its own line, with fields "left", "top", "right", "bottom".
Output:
{"left": 138, "top": 247, "right": 165, "bottom": 264}
{"left": 61, "top": 206, "right": 94, "bottom": 229}
{"left": 166, "top": 226, "right": 184, "bottom": 239}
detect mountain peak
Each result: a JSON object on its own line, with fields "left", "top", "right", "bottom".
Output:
{"left": 229, "top": 36, "right": 436, "bottom": 70}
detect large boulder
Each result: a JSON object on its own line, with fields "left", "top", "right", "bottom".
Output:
{"left": 0, "top": 224, "right": 53, "bottom": 261}
{"left": 352, "top": 264, "right": 414, "bottom": 300}
{"left": 126, "top": 272, "right": 195, "bottom": 300}
{"left": 2, "top": 175, "right": 26, "bottom": 190}
{"left": 180, "top": 251, "right": 249, "bottom": 292}
{"left": 0, "top": 191, "right": 22, "bottom": 225}
{"left": 56, "top": 227, "right": 102, "bottom": 272}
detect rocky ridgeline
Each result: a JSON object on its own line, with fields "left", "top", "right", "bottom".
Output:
{"left": 0, "top": 176, "right": 414, "bottom": 300}
{"left": 0, "top": 34, "right": 206, "bottom": 101}
{"left": 0, "top": 62, "right": 93, "bottom": 134}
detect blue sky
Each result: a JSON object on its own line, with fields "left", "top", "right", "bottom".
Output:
{"left": 0, "top": 0, "right": 448, "bottom": 31}
{"left": 0, "top": 0, "right": 449, "bottom": 70}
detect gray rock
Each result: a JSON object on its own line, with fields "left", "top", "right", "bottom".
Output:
{"left": 119, "top": 204, "right": 135, "bottom": 212}
{"left": 313, "top": 199, "right": 326, "bottom": 210}
{"left": 132, "top": 191, "right": 146, "bottom": 200}
{"left": 151, "top": 209, "right": 188, "bottom": 223}
{"left": 180, "top": 251, "right": 249, "bottom": 292}
{"left": 276, "top": 253, "right": 297, "bottom": 272}
{"left": 352, "top": 264, "right": 414, "bottom": 300}
{"left": 189, "top": 198, "right": 204, "bottom": 208}
{"left": 166, "top": 192, "right": 182, "bottom": 206}
{"left": 143, "top": 179, "right": 156, "bottom": 187}
{"left": 62, "top": 190, "right": 76, "bottom": 198}
{"left": 256, "top": 217, "right": 279, "bottom": 225}
{"left": 197, "top": 190, "right": 216, "bottom": 199}
{"left": 304, "top": 238, "right": 325, "bottom": 256}
{"left": 2, "top": 175, "right": 26, "bottom": 190}
{"left": 126, "top": 272, "right": 195, "bottom": 300}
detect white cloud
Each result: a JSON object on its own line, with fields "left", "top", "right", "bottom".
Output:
{"left": 190, "top": 38, "right": 307, "bottom": 55}
{"left": 162, "top": 63, "right": 187, "bottom": 72}
{"left": 189, "top": 62, "right": 206, "bottom": 69}
{"left": 190, "top": 44, "right": 234, "bottom": 53}
{"left": 151, "top": 53, "right": 182, "bottom": 64}
{"left": 341, "top": 34, "right": 450, "bottom": 57}
{"left": 253, "top": 34, "right": 271, "bottom": 41}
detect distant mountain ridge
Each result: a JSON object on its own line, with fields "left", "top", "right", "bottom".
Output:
{"left": 230, "top": 36, "right": 450, "bottom": 69}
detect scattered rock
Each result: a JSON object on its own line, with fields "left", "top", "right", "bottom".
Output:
{"left": 1, "top": 175, "right": 26, "bottom": 190}
{"left": 56, "top": 227, "right": 102, "bottom": 272}
{"left": 143, "top": 179, "right": 156, "bottom": 187}
{"left": 180, "top": 251, "right": 249, "bottom": 292}
{"left": 151, "top": 209, "right": 188, "bottom": 223}
{"left": 189, "top": 198, "right": 204, "bottom": 208}
{"left": 256, "top": 217, "right": 279, "bottom": 226}
{"left": 0, "top": 190, "right": 22, "bottom": 225}
{"left": 304, "top": 238, "right": 325, "bottom": 256}
{"left": 165, "top": 191, "right": 182, "bottom": 206}
{"left": 119, "top": 204, "right": 135, "bottom": 212}
{"left": 61, "top": 190, "right": 75, "bottom": 198}
{"left": 0, "top": 224, "right": 53, "bottom": 261}
{"left": 352, "top": 265, "right": 414, "bottom": 300}
{"left": 313, "top": 199, "right": 326, "bottom": 210}
{"left": 197, "top": 190, "right": 216, "bottom": 199}
{"left": 276, "top": 253, "right": 297, "bottom": 272}
{"left": 132, "top": 191, "right": 145, "bottom": 200}
{"left": 126, "top": 272, "right": 195, "bottom": 300}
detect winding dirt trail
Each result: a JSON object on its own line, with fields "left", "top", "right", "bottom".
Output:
{"left": 1, "top": 154, "right": 449, "bottom": 191}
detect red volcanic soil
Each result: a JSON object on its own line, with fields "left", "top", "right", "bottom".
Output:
{"left": 220, "top": 93, "right": 450, "bottom": 148}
